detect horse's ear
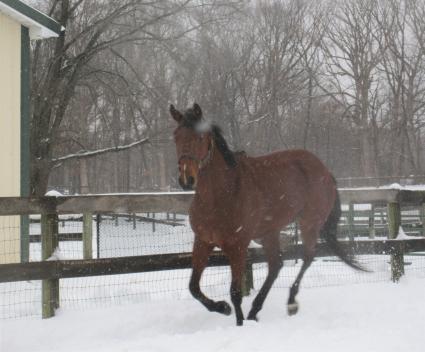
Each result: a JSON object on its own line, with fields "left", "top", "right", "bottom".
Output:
{"left": 170, "top": 104, "right": 183, "bottom": 123}
{"left": 193, "top": 103, "right": 202, "bottom": 120}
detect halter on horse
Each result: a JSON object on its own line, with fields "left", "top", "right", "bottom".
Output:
{"left": 170, "top": 103, "right": 364, "bottom": 326}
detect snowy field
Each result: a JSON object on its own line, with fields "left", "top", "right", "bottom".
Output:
{"left": 1, "top": 213, "right": 425, "bottom": 320}
{"left": 1, "top": 206, "right": 425, "bottom": 351}
{"left": 1, "top": 277, "right": 424, "bottom": 352}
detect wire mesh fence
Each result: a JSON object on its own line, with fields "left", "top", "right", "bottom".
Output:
{"left": 0, "top": 216, "right": 21, "bottom": 265}
{"left": 29, "top": 215, "right": 84, "bottom": 261}
{"left": 339, "top": 204, "right": 425, "bottom": 239}
{"left": 1, "top": 204, "right": 424, "bottom": 320}
{"left": 97, "top": 214, "right": 192, "bottom": 257}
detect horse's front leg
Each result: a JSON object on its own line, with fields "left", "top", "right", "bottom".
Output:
{"left": 190, "top": 237, "right": 231, "bottom": 316}
{"left": 225, "top": 245, "right": 248, "bottom": 326}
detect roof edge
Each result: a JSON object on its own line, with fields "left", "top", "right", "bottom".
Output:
{"left": 0, "top": 0, "right": 62, "bottom": 39}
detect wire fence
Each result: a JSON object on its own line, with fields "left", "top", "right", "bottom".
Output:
{"left": 1, "top": 204, "right": 425, "bottom": 320}
{"left": 0, "top": 216, "right": 21, "bottom": 265}
{"left": 338, "top": 205, "right": 425, "bottom": 239}
{"left": 97, "top": 214, "right": 192, "bottom": 257}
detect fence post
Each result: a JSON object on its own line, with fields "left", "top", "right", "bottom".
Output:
{"left": 20, "top": 215, "right": 30, "bottom": 263}
{"left": 294, "top": 221, "right": 299, "bottom": 264}
{"left": 41, "top": 213, "right": 59, "bottom": 318}
{"left": 132, "top": 213, "right": 136, "bottom": 230}
{"left": 368, "top": 204, "right": 375, "bottom": 239}
{"left": 348, "top": 202, "right": 354, "bottom": 240}
{"left": 96, "top": 214, "right": 101, "bottom": 259}
{"left": 241, "top": 261, "right": 254, "bottom": 297}
{"left": 387, "top": 202, "right": 404, "bottom": 282}
{"left": 83, "top": 213, "right": 93, "bottom": 259}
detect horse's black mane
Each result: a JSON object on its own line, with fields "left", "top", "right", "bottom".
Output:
{"left": 181, "top": 107, "right": 237, "bottom": 168}
{"left": 211, "top": 125, "right": 237, "bottom": 168}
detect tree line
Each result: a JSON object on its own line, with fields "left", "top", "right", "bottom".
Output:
{"left": 29, "top": 0, "right": 425, "bottom": 194}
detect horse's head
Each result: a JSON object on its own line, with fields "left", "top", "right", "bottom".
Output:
{"left": 170, "top": 103, "right": 213, "bottom": 190}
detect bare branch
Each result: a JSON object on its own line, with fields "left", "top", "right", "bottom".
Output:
{"left": 52, "top": 137, "right": 149, "bottom": 164}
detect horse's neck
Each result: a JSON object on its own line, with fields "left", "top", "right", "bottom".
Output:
{"left": 196, "top": 153, "right": 238, "bottom": 201}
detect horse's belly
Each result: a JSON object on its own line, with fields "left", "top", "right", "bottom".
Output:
{"left": 190, "top": 213, "right": 248, "bottom": 248}
{"left": 254, "top": 202, "right": 301, "bottom": 235}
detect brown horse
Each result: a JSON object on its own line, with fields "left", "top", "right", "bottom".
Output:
{"left": 170, "top": 103, "right": 364, "bottom": 326}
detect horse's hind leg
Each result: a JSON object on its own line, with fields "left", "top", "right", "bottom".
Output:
{"left": 287, "top": 221, "right": 319, "bottom": 316}
{"left": 190, "top": 237, "right": 231, "bottom": 316}
{"left": 287, "top": 253, "right": 313, "bottom": 315}
{"left": 247, "top": 234, "right": 283, "bottom": 321}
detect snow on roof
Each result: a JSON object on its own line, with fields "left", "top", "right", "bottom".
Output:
{"left": 0, "top": 0, "right": 62, "bottom": 39}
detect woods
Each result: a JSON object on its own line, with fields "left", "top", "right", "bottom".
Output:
{"left": 28, "top": 0, "right": 425, "bottom": 194}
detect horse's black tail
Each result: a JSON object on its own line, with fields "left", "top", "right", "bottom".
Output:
{"left": 320, "top": 188, "right": 368, "bottom": 272}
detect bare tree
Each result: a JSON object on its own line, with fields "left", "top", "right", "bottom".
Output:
{"left": 31, "top": 0, "right": 425, "bottom": 193}
{"left": 321, "top": 0, "right": 384, "bottom": 177}
{"left": 29, "top": 0, "right": 194, "bottom": 195}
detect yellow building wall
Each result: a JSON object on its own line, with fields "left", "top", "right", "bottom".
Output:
{"left": 0, "top": 12, "right": 21, "bottom": 263}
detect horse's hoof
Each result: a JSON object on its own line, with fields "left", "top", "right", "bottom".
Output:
{"left": 287, "top": 302, "right": 299, "bottom": 316}
{"left": 247, "top": 313, "right": 258, "bottom": 322}
{"left": 214, "top": 301, "right": 232, "bottom": 315}
{"left": 236, "top": 319, "right": 244, "bottom": 326}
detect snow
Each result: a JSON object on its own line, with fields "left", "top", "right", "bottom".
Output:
{"left": 395, "top": 226, "right": 421, "bottom": 240}
{"left": 195, "top": 119, "right": 212, "bottom": 133}
{"left": 341, "top": 203, "right": 371, "bottom": 211}
{"left": 2, "top": 212, "right": 424, "bottom": 351}
{"left": 53, "top": 191, "right": 195, "bottom": 198}
{"left": 1, "top": 278, "right": 424, "bottom": 352}
{"left": 387, "top": 183, "right": 404, "bottom": 189}
{"left": 385, "top": 183, "right": 425, "bottom": 191}
{"left": 342, "top": 184, "right": 425, "bottom": 191}
{"left": 46, "top": 247, "right": 64, "bottom": 261}
{"left": 45, "top": 190, "right": 63, "bottom": 197}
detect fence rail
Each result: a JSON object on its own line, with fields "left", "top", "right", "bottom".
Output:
{"left": 0, "top": 188, "right": 423, "bottom": 215}
{"left": 337, "top": 175, "right": 425, "bottom": 188}
{"left": 0, "top": 193, "right": 194, "bottom": 215}
{"left": 1, "top": 239, "right": 425, "bottom": 284}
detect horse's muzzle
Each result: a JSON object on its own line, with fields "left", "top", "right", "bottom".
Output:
{"left": 179, "top": 175, "right": 196, "bottom": 191}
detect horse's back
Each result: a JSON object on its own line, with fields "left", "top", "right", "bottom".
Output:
{"left": 271, "top": 149, "right": 337, "bottom": 224}
{"left": 263, "top": 149, "right": 336, "bottom": 200}
{"left": 244, "top": 149, "right": 334, "bottom": 190}
{"left": 239, "top": 149, "right": 337, "bottom": 232}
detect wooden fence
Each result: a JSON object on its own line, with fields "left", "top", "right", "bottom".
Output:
{"left": 0, "top": 188, "right": 424, "bottom": 319}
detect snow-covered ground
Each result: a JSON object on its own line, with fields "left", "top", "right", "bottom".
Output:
{"left": 1, "top": 208, "right": 424, "bottom": 351}
{"left": 1, "top": 277, "right": 424, "bottom": 352}
{"left": 1, "top": 214, "right": 424, "bottom": 320}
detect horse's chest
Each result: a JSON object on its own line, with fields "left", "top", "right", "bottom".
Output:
{"left": 189, "top": 206, "right": 242, "bottom": 247}
{"left": 195, "top": 227, "right": 225, "bottom": 247}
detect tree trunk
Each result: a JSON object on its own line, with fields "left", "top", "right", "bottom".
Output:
{"left": 30, "top": 159, "right": 52, "bottom": 196}
{"left": 159, "top": 151, "right": 167, "bottom": 191}
{"left": 303, "top": 74, "right": 314, "bottom": 149}
{"left": 360, "top": 129, "right": 377, "bottom": 177}
{"left": 79, "top": 159, "right": 90, "bottom": 194}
